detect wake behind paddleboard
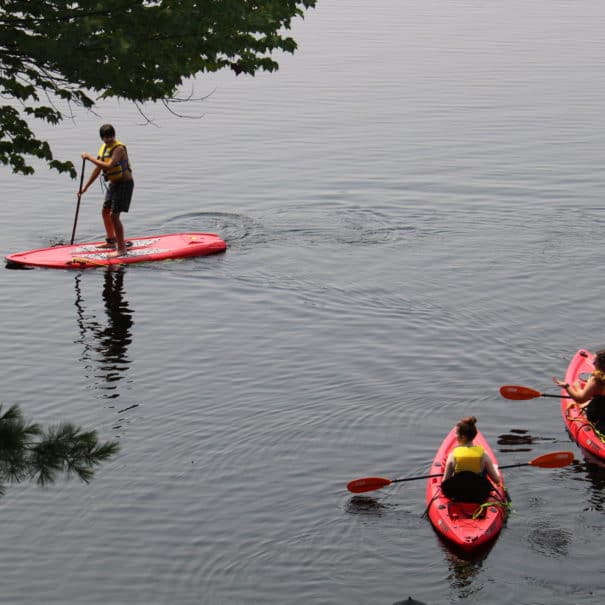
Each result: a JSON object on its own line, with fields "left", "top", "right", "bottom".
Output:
{"left": 5, "top": 233, "right": 227, "bottom": 269}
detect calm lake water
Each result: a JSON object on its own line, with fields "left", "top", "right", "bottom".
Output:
{"left": 3, "top": 1, "right": 605, "bottom": 603}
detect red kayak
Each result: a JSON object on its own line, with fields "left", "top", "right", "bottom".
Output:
{"left": 561, "top": 349, "right": 605, "bottom": 461}
{"left": 425, "top": 426, "right": 508, "bottom": 552}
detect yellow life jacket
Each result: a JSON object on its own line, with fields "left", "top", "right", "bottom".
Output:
{"left": 97, "top": 139, "right": 132, "bottom": 182}
{"left": 452, "top": 445, "right": 484, "bottom": 474}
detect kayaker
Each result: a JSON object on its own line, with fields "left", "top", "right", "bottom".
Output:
{"left": 442, "top": 416, "right": 502, "bottom": 502}
{"left": 78, "top": 124, "right": 134, "bottom": 257}
{"left": 554, "top": 348, "right": 605, "bottom": 433}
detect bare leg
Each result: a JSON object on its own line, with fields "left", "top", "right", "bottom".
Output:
{"left": 102, "top": 206, "right": 116, "bottom": 241}
{"left": 109, "top": 211, "right": 127, "bottom": 256}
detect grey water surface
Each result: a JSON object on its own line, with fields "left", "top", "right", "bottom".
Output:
{"left": 3, "top": 1, "right": 605, "bottom": 604}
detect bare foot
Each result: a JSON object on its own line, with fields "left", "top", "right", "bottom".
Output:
{"left": 96, "top": 240, "right": 116, "bottom": 249}
{"left": 108, "top": 249, "right": 128, "bottom": 258}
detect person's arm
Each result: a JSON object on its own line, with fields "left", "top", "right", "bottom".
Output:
{"left": 443, "top": 453, "right": 455, "bottom": 481}
{"left": 482, "top": 454, "right": 502, "bottom": 486}
{"left": 82, "top": 146, "right": 125, "bottom": 171}
{"left": 79, "top": 162, "right": 102, "bottom": 195}
{"left": 553, "top": 375, "right": 596, "bottom": 409}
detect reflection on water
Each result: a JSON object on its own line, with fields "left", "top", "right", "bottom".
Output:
{"left": 0, "top": 403, "right": 119, "bottom": 495}
{"left": 392, "top": 597, "right": 428, "bottom": 605}
{"left": 345, "top": 495, "right": 393, "bottom": 516}
{"left": 497, "top": 428, "right": 558, "bottom": 453}
{"left": 73, "top": 268, "right": 133, "bottom": 399}
{"left": 439, "top": 540, "right": 492, "bottom": 599}
{"left": 571, "top": 454, "right": 605, "bottom": 512}
{"left": 526, "top": 519, "right": 571, "bottom": 558}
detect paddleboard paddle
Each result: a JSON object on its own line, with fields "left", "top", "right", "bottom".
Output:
{"left": 70, "top": 157, "right": 86, "bottom": 245}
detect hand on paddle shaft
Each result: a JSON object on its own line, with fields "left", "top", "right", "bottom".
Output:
{"left": 346, "top": 451, "right": 575, "bottom": 494}
{"left": 499, "top": 385, "right": 573, "bottom": 400}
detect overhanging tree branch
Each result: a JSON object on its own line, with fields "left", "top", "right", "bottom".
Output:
{"left": 0, "top": 0, "right": 317, "bottom": 176}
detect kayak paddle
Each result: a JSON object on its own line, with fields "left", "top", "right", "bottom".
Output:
{"left": 346, "top": 451, "right": 575, "bottom": 493}
{"left": 499, "top": 385, "right": 572, "bottom": 400}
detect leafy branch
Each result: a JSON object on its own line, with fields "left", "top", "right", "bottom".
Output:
{"left": 0, "top": 404, "right": 120, "bottom": 495}
{"left": 0, "top": 0, "right": 316, "bottom": 176}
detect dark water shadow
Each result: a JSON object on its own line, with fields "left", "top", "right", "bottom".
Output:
{"left": 497, "top": 428, "right": 558, "bottom": 453}
{"left": 345, "top": 495, "right": 395, "bottom": 517}
{"left": 4, "top": 260, "right": 34, "bottom": 270}
{"left": 73, "top": 267, "right": 134, "bottom": 400}
{"left": 392, "top": 597, "right": 428, "bottom": 605}
{"left": 526, "top": 518, "right": 571, "bottom": 557}
{"left": 432, "top": 532, "right": 494, "bottom": 599}
{"left": 569, "top": 453, "right": 605, "bottom": 512}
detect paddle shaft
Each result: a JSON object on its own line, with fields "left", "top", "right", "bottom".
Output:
{"left": 390, "top": 460, "right": 543, "bottom": 484}
{"left": 70, "top": 158, "right": 86, "bottom": 245}
{"left": 346, "top": 451, "right": 574, "bottom": 493}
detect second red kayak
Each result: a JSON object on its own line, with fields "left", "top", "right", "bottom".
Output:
{"left": 561, "top": 349, "right": 605, "bottom": 461}
{"left": 425, "top": 426, "right": 508, "bottom": 552}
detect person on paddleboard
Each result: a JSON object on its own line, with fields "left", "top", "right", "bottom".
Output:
{"left": 553, "top": 348, "right": 605, "bottom": 433}
{"left": 78, "top": 124, "right": 134, "bottom": 257}
{"left": 442, "top": 416, "right": 502, "bottom": 502}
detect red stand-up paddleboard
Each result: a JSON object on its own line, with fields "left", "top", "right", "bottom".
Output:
{"left": 561, "top": 349, "right": 605, "bottom": 462}
{"left": 5, "top": 233, "right": 227, "bottom": 269}
{"left": 425, "top": 426, "right": 508, "bottom": 553}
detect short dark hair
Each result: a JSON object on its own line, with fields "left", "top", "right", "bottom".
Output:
{"left": 99, "top": 124, "right": 115, "bottom": 138}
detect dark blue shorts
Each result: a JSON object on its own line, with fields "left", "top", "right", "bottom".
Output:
{"left": 104, "top": 179, "right": 134, "bottom": 213}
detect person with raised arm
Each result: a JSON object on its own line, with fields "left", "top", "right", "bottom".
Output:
{"left": 554, "top": 348, "right": 605, "bottom": 433}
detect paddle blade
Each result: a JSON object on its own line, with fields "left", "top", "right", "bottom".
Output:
{"left": 347, "top": 476, "right": 392, "bottom": 493}
{"left": 499, "top": 385, "right": 542, "bottom": 400}
{"left": 528, "top": 451, "right": 574, "bottom": 468}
